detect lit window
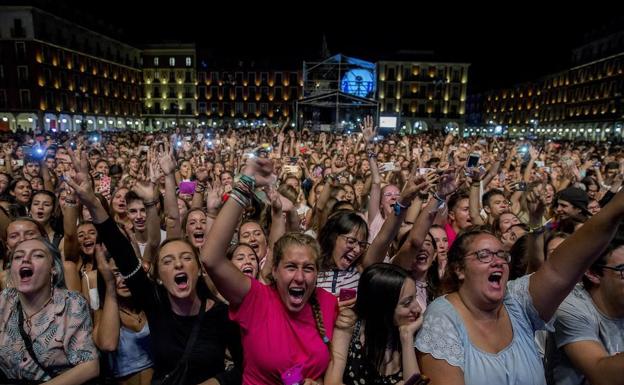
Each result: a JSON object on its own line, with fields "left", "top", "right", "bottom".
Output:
{"left": 169, "top": 57, "right": 175, "bottom": 66}
{"left": 185, "top": 57, "right": 192, "bottom": 67}
{"left": 154, "top": 57, "right": 159, "bottom": 66}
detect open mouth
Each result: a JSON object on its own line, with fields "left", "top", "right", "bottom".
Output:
{"left": 19, "top": 267, "right": 33, "bottom": 280}
{"left": 134, "top": 219, "right": 145, "bottom": 228}
{"left": 192, "top": 232, "right": 205, "bottom": 243}
{"left": 416, "top": 253, "right": 429, "bottom": 263}
{"left": 241, "top": 266, "right": 254, "bottom": 277}
{"left": 341, "top": 253, "right": 357, "bottom": 267}
{"left": 488, "top": 272, "right": 503, "bottom": 289}
{"left": 288, "top": 287, "right": 305, "bottom": 304}
{"left": 83, "top": 240, "right": 95, "bottom": 249}
{"left": 174, "top": 272, "right": 189, "bottom": 290}
{"left": 248, "top": 242, "right": 259, "bottom": 251}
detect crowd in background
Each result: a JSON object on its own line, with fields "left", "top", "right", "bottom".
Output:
{"left": 0, "top": 116, "right": 622, "bottom": 385}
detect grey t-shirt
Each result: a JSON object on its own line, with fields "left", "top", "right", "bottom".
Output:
{"left": 547, "top": 284, "right": 624, "bottom": 385}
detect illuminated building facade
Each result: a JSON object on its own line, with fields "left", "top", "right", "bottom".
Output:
{"left": 141, "top": 44, "right": 197, "bottom": 130}
{"left": 377, "top": 59, "right": 470, "bottom": 132}
{"left": 195, "top": 58, "right": 303, "bottom": 125}
{"left": 0, "top": 6, "right": 142, "bottom": 132}
{"left": 474, "top": 30, "right": 624, "bottom": 139}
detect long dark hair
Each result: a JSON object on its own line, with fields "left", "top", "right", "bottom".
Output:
{"left": 317, "top": 210, "right": 368, "bottom": 271}
{"left": 355, "top": 263, "right": 411, "bottom": 372}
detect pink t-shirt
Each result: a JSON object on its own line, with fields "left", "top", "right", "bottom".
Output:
{"left": 230, "top": 279, "right": 338, "bottom": 385}
{"left": 444, "top": 222, "right": 457, "bottom": 249}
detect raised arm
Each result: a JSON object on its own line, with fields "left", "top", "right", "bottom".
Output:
{"left": 92, "top": 244, "right": 120, "bottom": 352}
{"left": 158, "top": 146, "right": 183, "bottom": 239}
{"left": 530, "top": 189, "right": 624, "bottom": 321}
{"left": 66, "top": 151, "right": 154, "bottom": 309}
{"left": 201, "top": 158, "right": 274, "bottom": 307}
{"left": 363, "top": 169, "right": 429, "bottom": 268}
{"left": 393, "top": 171, "right": 452, "bottom": 268}
{"left": 132, "top": 179, "right": 161, "bottom": 266}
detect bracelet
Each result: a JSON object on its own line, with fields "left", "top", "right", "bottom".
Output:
{"left": 195, "top": 183, "right": 206, "bottom": 194}
{"left": 433, "top": 192, "right": 445, "bottom": 203}
{"left": 143, "top": 198, "right": 159, "bottom": 207}
{"left": 393, "top": 200, "right": 411, "bottom": 216}
{"left": 121, "top": 262, "right": 142, "bottom": 280}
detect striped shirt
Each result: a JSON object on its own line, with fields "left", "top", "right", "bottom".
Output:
{"left": 316, "top": 265, "right": 361, "bottom": 296}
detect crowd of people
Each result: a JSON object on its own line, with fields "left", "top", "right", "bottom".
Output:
{"left": 0, "top": 116, "right": 622, "bottom": 385}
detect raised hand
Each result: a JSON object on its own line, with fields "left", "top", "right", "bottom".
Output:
{"left": 94, "top": 244, "right": 115, "bottom": 285}
{"left": 361, "top": 115, "right": 376, "bottom": 143}
{"left": 205, "top": 183, "right": 223, "bottom": 215}
{"left": 133, "top": 179, "right": 158, "bottom": 202}
{"left": 526, "top": 184, "right": 547, "bottom": 223}
{"left": 243, "top": 157, "right": 275, "bottom": 187}
{"left": 437, "top": 168, "right": 459, "bottom": 199}
{"left": 158, "top": 143, "right": 177, "bottom": 176}
{"left": 335, "top": 298, "right": 357, "bottom": 331}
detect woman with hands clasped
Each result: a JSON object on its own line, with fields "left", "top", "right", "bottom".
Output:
{"left": 325, "top": 263, "right": 428, "bottom": 385}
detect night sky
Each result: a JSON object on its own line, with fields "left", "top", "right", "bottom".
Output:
{"left": 3, "top": 0, "right": 620, "bottom": 92}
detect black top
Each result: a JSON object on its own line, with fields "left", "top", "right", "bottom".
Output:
{"left": 95, "top": 217, "right": 242, "bottom": 385}
{"left": 343, "top": 321, "right": 402, "bottom": 385}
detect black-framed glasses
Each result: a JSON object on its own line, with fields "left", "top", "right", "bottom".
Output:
{"left": 597, "top": 265, "right": 624, "bottom": 279}
{"left": 340, "top": 235, "right": 369, "bottom": 250}
{"left": 466, "top": 249, "right": 511, "bottom": 264}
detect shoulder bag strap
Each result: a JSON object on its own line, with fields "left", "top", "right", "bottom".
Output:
{"left": 16, "top": 302, "right": 55, "bottom": 380}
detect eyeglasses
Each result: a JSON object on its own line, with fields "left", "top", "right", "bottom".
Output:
{"left": 597, "top": 264, "right": 624, "bottom": 279}
{"left": 466, "top": 249, "right": 511, "bottom": 264}
{"left": 340, "top": 235, "right": 369, "bottom": 250}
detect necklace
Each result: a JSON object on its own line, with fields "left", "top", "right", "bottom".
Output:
{"left": 120, "top": 308, "right": 143, "bottom": 324}
{"left": 22, "top": 295, "right": 53, "bottom": 329}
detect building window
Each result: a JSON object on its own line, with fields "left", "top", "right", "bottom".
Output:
{"left": 198, "top": 102, "right": 207, "bottom": 113}
{"left": 260, "top": 103, "right": 268, "bottom": 114}
{"left": 210, "top": 102, "right": 218, "bottom": 113}
{"left": 275, "top": 72, "right": 282, "bottom": 85}
{"left": 15, "top": 42, "right": 26, "bottom": 59}
{"left": 198, "top": 72, "right": 206, "bottom": 83}
{"left": 17, "top": 66, "right": 28, "bottom": 81}
{"left": 248, "top": 102, "right": 256, "bottom": 114}
{"left": 185, "top": 71, "right": 192, "bottom": 83}
{"left": 11, "top": 18, "right": 26, "bottom": 38}
{"left": 169, "top": 57, "right": 175, "bottom": 66}
{"left": 0, "top": 65, "right": 4, "bottom": 79}
{"left": 198, "top": 86, "right": 206, "bottom": 99}
{"left": 154, "top": 57, "right": 159, "bottom": 66}
{"left": 248, "top": 72, "right": 255, "bottom": 85}
{"left": 235, "top": 72, "right": 243, "bottom": 84}
{"left": 235, "top": 102, "right": 244, "bottom": 114}
{"left": 261, "top": 72, "right": 268, "bottom": 84}
{"left": 236, "top": 86, "right": 243, "bottom": 99}
{"left": 19, "top": 89, "right": 30, "bottom": 108}
{"left": 185, "top": 57, "right": 192, "bottom": 67}
{"left": 211, "top": 72, "right": 219, "bottom": 83}
{"left": 154, "top": 71, "right": 160, "bottom": 81}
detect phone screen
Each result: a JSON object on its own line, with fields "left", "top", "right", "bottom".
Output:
{"left": 338, "top": 288, "right": 357, "bottom": 302}
{"left": 467, "top": 154, "right": 480, "bottom": 168}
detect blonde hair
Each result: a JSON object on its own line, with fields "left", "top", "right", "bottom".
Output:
{"left": 270, "top": 233, "right": 329, "bottom": 348}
